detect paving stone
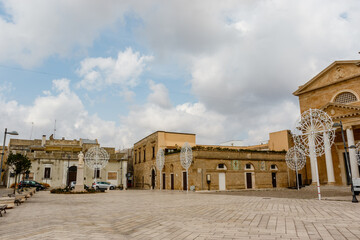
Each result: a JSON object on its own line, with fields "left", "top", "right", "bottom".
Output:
{"left": 0, "top": 190, "right": 360, "bottom": 239}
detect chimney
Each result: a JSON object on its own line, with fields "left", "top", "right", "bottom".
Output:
{"left": 42, "top": 135, "right": 46, "bottom": 146}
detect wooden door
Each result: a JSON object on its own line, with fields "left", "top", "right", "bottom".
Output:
{"left": 272, "top": 172, "right": 276, "bottom": 188}
{"left": 183, "top": 172, "right": 187, "bottom": 191}
{"left": 219, "top": 173, "right": 226, "bottom": 190}
{"left": 171, "top": 174, "right": 174, "bottom": 190}
{"left": 246, "top": 173, "right": 252, "bottom": 189}
{"left": 151, "top": 169, "right": 156, "bottom": 189}
{"left": 162, "top": 173, "right": 166, "bottom": 190}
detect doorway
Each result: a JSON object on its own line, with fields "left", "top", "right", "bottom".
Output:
{"left": 246, "top": 173, "right": 252, "bottom": 189}
{"left": 272, "top": 172, "right": 276, "bottom": 188}
{"left": 219, "top": 173, "right": 226, "bottom": 190}
{"left": 297, "top": 174, "right": 302, "bottom": 187}
{"left": 171, "top": 174, "right": 174, "bottom": 190}
{"left": 151, "top": 169, "right": 156, "bottom": 189}
{"left": 183, "top": 172, "right": 187, "bottom": 191}
{"left": 68, "top": 166, "right": 77, "bottom": 186}
{"left": 162, "top": 173, "right": 166, "bottom": 190}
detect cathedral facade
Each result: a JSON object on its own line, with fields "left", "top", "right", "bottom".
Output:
{"left": 294, "top": 60, "right": 360, "bottom": 185}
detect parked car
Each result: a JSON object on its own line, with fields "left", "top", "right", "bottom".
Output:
{"left": 18, "top": 180, "right": 45, "bottom": 191}
{"left": 69, "top": 181, "right": 89, "bottom": 190}
{"left": 92, "top": 181, "right": 116, "bottom": 190}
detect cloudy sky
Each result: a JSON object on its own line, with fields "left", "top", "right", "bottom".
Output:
{"left": 0, "top": 0, "right": 359, "bottom": 148}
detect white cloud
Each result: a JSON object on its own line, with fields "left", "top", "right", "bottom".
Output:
{"left": 2, "top": 1, "right": 360, "bottom": 147}
{"left": 77, "top": 48, "right": 153, "bottom": 91}
{"left": 0, "top": 79, "right": 227, "bottom": 147}
{"left": 0, "top": 79, "right": 124, "bottom": 147}
{"left": 0, "top": 1, "right": 130, "bottom": 67}
{"left": 121, "top": 101, "right": 226, "bottom": 145}
{"left": 147, "top": 80, "right": 172, "bottom": 108}
{"left": 131, "top": 0, "right": 360, "bottom": 144}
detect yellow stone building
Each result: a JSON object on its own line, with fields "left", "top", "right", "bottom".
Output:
{"left": 5, "top": 135, "right": 128, "bottom": 189}
{"left": 133, "top": 131, "right": 299, "bottom": 190}
{"left": 294, "top": 60, "right": 360, "bottom": 185}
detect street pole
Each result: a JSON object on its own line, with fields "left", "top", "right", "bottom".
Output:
{"left": 0, "top": 128, "right": 7, "bottom": 185}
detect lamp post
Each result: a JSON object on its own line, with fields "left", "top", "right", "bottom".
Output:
{"left": 333, "top": 121, "right": 358, "bottom": 203}
{"left": 0, "top": 128, "right": 19, "bottom": 185}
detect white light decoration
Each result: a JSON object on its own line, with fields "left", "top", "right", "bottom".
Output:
{"left": 285, "top": 147, "right": 306, "bottom": 171}
{"left": 285, "top": 147, "right": 306, "bottom": 190}
{"left": 356, "top": 142, "right": 360, "bottom": 165}
{"left": 293, "top": 109, "right": 335, "bottom": 157}
{"left": 180, "top": 142, "right": 193, "bottom": 192}
{"left": 85, "top": 146, "right": 109, "bottom": 184}
{"left": 292, "top": 108, "right": 335, "bottom": 200}
{"left": 156, "top": 148, "right": 165, "bottom": 190}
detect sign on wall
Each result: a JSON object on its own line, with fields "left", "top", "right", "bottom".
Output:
{"left": 232, "top": 160, "right": 240, "bottom": 170}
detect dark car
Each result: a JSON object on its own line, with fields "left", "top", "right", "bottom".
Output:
{"left": 18, "top": 180, "right": 45, "bottom": 191}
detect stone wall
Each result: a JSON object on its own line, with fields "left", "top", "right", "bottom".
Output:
{"left": 134, "top": 149, "right": 295, "bottom": 190}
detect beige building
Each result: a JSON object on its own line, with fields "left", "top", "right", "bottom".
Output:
{"left": 294, "top": 60, "right": 360, "bottom": 185}
{"left": 5, "top": 135, "right": 128, "bottom": 189}
{"left": 133, "top": 130, "right": 302, "bottom": 190}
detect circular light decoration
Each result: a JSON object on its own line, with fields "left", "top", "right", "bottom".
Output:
{"left": 180, "top": 142, "right": 193, "bottom": 170}
{"left": 85, "top": 146, "right": 109, "bottom": 170}
{"left": 156, "top": 148, "right": 165, "bottom": 171}
{"left": 285, "top": 147, "right": 306, "bottom": 171}
{"left": 356, "top": 142, "right": 360, "bottom": 165}
{"left": 293, "top": 108, "right": 335, "bottom": 157}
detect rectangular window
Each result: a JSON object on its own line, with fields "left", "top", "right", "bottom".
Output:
{"left": 94, "top": 168, "right": 100, "bottom": 178}
{"left": 44, "top": 167, "right": 51, "bottom": 179}
{"left": 144, "top": 149, "right": 146, "bottom": 162}
{"left": 139, "top": 151, "right": 141, "bottom": 163}
{"left": 152, "top": 146, "right": 155, "bottom": 159}
{"left": 107, "top": 172, "right": 117, "bottom": 180}
{"left": 134, "top": 151, "right": 137, "bottom": 164}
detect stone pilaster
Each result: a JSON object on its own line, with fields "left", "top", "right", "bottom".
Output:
{"left": 346, "top": 127, "right": 359, "bottom": 178}
{"left": 324, "top": 131, "right": 335, "bottom": 183}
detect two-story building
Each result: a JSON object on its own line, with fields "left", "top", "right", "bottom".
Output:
{"left": 5, "top": 135, "right": 128, "bottom": 189}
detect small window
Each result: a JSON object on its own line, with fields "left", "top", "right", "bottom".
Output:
{"left": 134, "top": 151, "right": 137, "bottom": 164}
{"left": 152, "top": 146, "right": 155, "bottom": 159}
{"left": 143, "top": 149, "right": 146, "bottom": 162}
{"left": 138, "top": 151, "right": 141, "bottom": 163}
{"left": 334, "top": 92, "right": 357, "bottom": 104}
{"left": 245, "top": 164, "right": 252, "bottom": 169}
{"left": 218, "top": 164, "right": 225, "bottom": 169}
{"left": 270, "top": 164, "right": 278, "bottom": 170}
{"left": 44, "top": 167, "right": 51, "bottom": 179}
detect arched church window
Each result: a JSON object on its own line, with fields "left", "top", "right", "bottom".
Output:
{"left": 334, "top": 92, "right": 357, "bottom": 104}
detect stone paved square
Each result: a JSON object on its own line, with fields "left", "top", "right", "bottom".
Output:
{"left": 1, "top": 190, "right": 360, "bottom": 239}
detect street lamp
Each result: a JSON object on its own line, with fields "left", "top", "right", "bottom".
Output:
{"left": 332, "top": 121, "right": 358, "bottom": 203}
{"left": 0, "top": 128, "right": 19, "bottom": 185}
